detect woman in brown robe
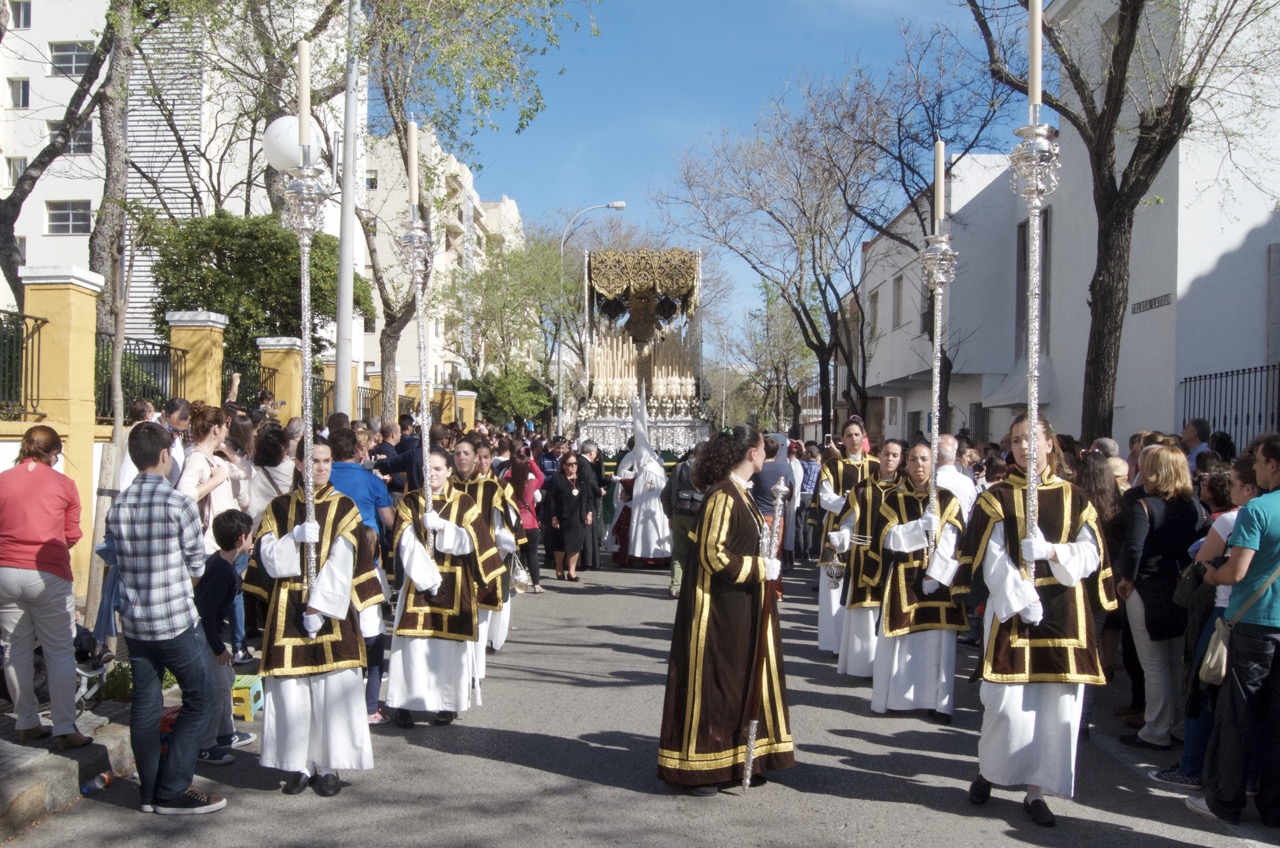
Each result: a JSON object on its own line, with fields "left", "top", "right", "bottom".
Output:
{"left": 657, "top": 424, "right": 795, "bottom": 795}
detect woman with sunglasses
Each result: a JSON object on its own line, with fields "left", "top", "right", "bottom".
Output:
{"left": 549, "top": 453, "right": 593, "bottom": 581}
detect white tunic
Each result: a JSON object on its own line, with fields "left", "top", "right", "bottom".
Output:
{"left": 386, "top": 519, "right": 483, "bottom": 713}
{"left": 965, "top": 521, "right": 1100, "bottom": 797}
{"left": 869, "top": 518, "right": 961, "bottom": 715}
{"left": 829, "top": 495, "right": 877, "bottom": 676}
{"left": 257, "top": 531, "right": 372, "bottom": 773}
{"left": 629, "top": 450, "right": 672, "bottom": 560}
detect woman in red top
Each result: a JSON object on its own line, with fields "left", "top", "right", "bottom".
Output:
{"left": 502, "top": 453, "right": 545, "bottom": 593}
{"left": 0, "top": 425, "right": 91, "bottom": 748}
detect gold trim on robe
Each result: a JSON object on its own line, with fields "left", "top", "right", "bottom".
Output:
{"left": 244, "top": 485, "right": 384, "bottom": 678}
{"left": 876, "top": 485, "right": 967, "bottom": 637}
{"left": 391, "top": 484, "right": 505, "bottom": 642}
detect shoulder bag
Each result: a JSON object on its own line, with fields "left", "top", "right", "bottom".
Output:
{"left": 1200, "top": 562, "right": 1280, "bottom": 685}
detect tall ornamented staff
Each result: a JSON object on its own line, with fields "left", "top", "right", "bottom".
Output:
{"left": 400, "top": 119, "right": 434, "bottom": 530}
{"left": 1011, "top": 0, "right": 1060, "bottom": 548}
{"left": 743, "top": 476, "right": 789, "bottom": 792}
{"left": 271, "top": 40, "right": 329, "bottom": 593}
{"left": 920, "top": 139, "right": 957, "bottom": 559}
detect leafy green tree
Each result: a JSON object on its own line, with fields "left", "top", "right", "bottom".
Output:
{"left": 145, "top": 210, "right": 373, "bottom": 364}
{"left": 470, "top": 367, "right": 551, "bottom": 427}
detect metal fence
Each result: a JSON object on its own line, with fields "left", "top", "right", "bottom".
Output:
{"left": 356, "top": 386, "right": 383, "bottom": 424}
{"left": 0, "top": 310, "right": 47, "bottom": 420}
{"left": 222, "top": 358, "right": 278, "bottom": 408}
{"left": 1182, "top": 363, "right": 1280, "bottom": 449}
{"left": 312, "top": 378, "right": 336, "bottom": 425}
{"left": 398, "top": 394, "right": 416, "bottom": 417}
{"left": 95, "top": 333, "right": 188, "bottom": 421}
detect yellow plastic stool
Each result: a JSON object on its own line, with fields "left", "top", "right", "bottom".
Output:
{"left": 231, "top": 674, "right": 264, "bottom": 722}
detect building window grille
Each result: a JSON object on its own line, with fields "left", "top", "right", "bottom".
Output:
{"left": 47, "top": 200, "right": 92, "bottom": 234}
{"left": 50, "top": 43, "right": 93, "bottom": 77}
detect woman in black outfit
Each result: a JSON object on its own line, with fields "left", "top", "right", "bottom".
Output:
{"left": 550, "top": 453, "right": 593, "bottom": 581}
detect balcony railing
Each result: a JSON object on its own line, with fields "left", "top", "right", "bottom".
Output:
{"left": 312, "top": 378, "right": 335, "bottom": 425}
{"left": 356, "top": 386, "right": 383, "bottom": 424}
{"left": 223, "top": 358, "right": 278, "bottom": 408}
{"left": 95, "top": 333, "right": 187, "bottom": 421}
{"left": 0, "top": 309, "right": 47, "bottom": 420}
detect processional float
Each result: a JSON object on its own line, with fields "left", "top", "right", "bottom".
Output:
{"left": 577, "top": 248, "right": 711, "bottom": 454}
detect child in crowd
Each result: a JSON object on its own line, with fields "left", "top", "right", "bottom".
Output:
{"left": 195, "top": 510, "right": 257, "bottom": 765}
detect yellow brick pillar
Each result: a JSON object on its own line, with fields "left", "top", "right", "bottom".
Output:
{"left": 257, "top": 337, "right": 303, "bottom": 420}
{"left": 350, "top": 363, "right": 359, "bottom": 416}
{"left": 19, "top": 265, "right": 102, "bottom": 591}
{"left": 456, "top": 390, "right": 477, "bottom": 431}
{"left": 164, "top": 311, "right": 227, "bottom": 405}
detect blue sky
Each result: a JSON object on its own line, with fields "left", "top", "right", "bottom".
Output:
{"left": 469, "top": 0, "right": 973, "bottom": 240}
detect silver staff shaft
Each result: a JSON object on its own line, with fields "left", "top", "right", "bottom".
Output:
{"left": 282, "top": 150, "right": 329, "bottom": 597}
{"left": 919, "top": 233, "right": 956, "bottom": 562}
{"left": 744, "top": 475, "right": 790, "bottom": 793}
{"left": 1010, "top": 119, "right": 1059, "bottom": 571}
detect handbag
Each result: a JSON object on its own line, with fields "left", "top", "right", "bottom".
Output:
{"left": 1200, "top": 561, "right": 1280, "bottom": 685}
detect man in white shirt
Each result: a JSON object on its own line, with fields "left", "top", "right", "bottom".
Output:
{"left": 162, "top": 398, "right": 191, "bottom": 487}
{"left": 935, "top": 434, "right": 977, "bottom": 521}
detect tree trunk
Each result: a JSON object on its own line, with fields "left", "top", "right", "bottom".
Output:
{"left": 378, "top": 315, "right": 408, "bottom": 423}
{"left": 1080, "top": 206, "right": 1135, "bottom": 444}
{"left": 816, "top": 355, "right": 832, "bottom": 437}
{"left": 88, "top": 0, "right": 132, "bottom": 333}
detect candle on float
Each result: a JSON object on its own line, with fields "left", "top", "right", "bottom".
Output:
{"left": 933, "top": 138, "right": 945, "bottom": 232}
{"left": 407, "top": 120, "right": 419, "bottom": 216}
{"left": 297, "top": 40, "right": 311, "bottom": 149}
{"left": 1028, "top": 0, "right": 1042, "bottom": 114}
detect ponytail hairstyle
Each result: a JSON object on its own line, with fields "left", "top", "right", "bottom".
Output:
{"left": 291, "top": 434, "right": 330, "bottom": 491}
{"left": 15, "top": 424, "right": 61, "bottom": 466}
{"left": 694, "top": 424, "right": 762, "bottom": 490}
{"left": 1010, "top": 411, "right": 1067, "bottom": 479}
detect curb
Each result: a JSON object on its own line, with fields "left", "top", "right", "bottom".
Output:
{"left": 0, "top": 722, "right": 134, "bottom": 842}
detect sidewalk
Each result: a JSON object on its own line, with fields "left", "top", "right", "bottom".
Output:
{"left": 0, "top": 699, "right": 134, "bottom": 842}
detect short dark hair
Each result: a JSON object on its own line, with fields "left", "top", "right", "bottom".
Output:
{"left": 326, "top": 412, "right": 351, "bottom": 432}
{"left": 763, "top": 436, "right": 780, "bottom": 459}
{"left": 328, "top": 427, "right": 358, "bottom": 461}
{"left": 399, "top": 414, "right": 415, "bottom": 432}
{"left": 1258, "top": 434, "right": 1280, "bottom": 467}
{"left": 127, "top": 398, "right": 151, "bottom": 425}
{"left": 164, "top": 397, "right": 190, "bottom": 419}
{"left": 212, "top": 509, "right": 252, "bottom": 552}
{"left": 1189, "top": 418, "right": 1211, "bottom": 443}
{"left": 128, "top": 421, "right": 173, "bottom": 470}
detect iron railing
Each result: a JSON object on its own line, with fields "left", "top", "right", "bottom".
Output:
{"left": 95, "top": 333, "right": 187, "bottom": 421}
{"left": 398, "top": 394, "right": 416, "bottom": 417}
{"left": 356, "top": 386, "right": 383, "bottom": 425}
{"left": 0, "top": 310, "right": 46, "bottom": 420}
{"left": 312, "top": 378, "right": 336, "bottom": 425}
{"left": 222, "top": 358, "right": 278, "bottom": 408}
{"left": 1182, "top": 363, "right": 1280, "bottom": 449}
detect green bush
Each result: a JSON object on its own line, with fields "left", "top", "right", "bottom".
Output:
{"left": 101, "top": 662, "right": 178, "bottom": 701}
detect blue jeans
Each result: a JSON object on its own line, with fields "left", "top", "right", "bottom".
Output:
{"left": 1181, "top": 607, "right": 1226, "bottom": 778}
{"left": 231, "top": 553, "right": 248, "bottom": 653}
{"left": 125, "top": 626, "right": 211, "bottom": 805}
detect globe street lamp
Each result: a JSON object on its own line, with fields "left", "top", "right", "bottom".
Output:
{"left": 556, "top": 201, "right": 625, "bottom": 436}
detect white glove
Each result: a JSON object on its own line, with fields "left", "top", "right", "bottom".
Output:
{"left": 1020, "top": 530, "right": 1054, "bottom": 563}
{"left": 1018, "top": 600, "right": 1044, "bottom": 626}
{"left": 302, "top": 612, "right": 323, "bottom": 638}
{"left": 922, "top": 578, "right": 940, "bottom": 595}
{"left": 920, "top": 511, "right": 941, "bottom": 537}
{"left": 289, "top": 521, "right": 320, "bottom": 544}
{"left": 495, "top": 528, "right": 517, "bottom": 555}
{"left": 533, "top": 489, "right": 543, "bottom": 504}
{"left": 424, "top": 510, "right": 446, "bottom": 532}
{"left": 764, "top": 558, "right": 782, "bottom": 581}
{"left": 827, "top": 529, "right": 851, "bottom": 554}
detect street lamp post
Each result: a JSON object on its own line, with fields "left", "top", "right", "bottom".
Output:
{"left": 556, "top": 200, "right": 625, "bottom": 436}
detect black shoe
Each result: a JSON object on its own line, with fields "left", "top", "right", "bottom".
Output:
{"left": 749, "top": 774, "right": 768, "bottom": 787}
{"left": 152, "top": 785, "right": 227, "bottom": 815}
{"left": 969, "top": 774, "right": 991, "bottom": 805}
{"left": 433, "top": 710, "right": 457, "bottom": 725}
{"left": 928, "top": 709, "right": 953, "bottom": 725}
{"left": 957, "top": 635, "right": 979, "bottom": 646}
{"left": 1119, "top": 733, "right": 1171, "bottom": 751}
{"left": 688, "top": 785, "right": 718, "bottom": 797}
{"left": 395, "top": 709, "right": 414, "bottom": 728}
{"left": 1024, "top": 797, "right": 1056, "bottom": 827}
{"left": 314, "top": 773, "right": 341, "bottom": 797}
{"left": 282, "top": 772, "right": 314, "bottom": 795}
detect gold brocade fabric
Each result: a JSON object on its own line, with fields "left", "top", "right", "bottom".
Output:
{"left": 839, "top": 477, "right": 899, "bottom": 609}
{"left": 875, "top": 485, "right": 968, "bottom": 636}
{"left": 959, "top": 468, "right": 1118, "bottom": 685}
{"left": 588, "top": 248, "right": 698, "bottom": 300}
{"left": 391, "top": 487, "right": 505, "bottom": 642}
{"left": 244, "top": 486, "right": 384, "bottom": 678}
{"left": 451, "top": 474, "right": 523, "bottom": 610}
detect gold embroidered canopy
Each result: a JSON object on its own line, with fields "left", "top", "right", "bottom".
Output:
{"left": 587, "top": 248, "right": 699, "bottom": 343}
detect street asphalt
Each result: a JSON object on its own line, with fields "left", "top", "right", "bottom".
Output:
{"left": 3, "top": 564, "right": 1271, "bottom": 847}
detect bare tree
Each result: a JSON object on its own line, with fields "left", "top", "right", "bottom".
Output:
{"left": 965, "top": 0, "right": 1280, "bottom": 441}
